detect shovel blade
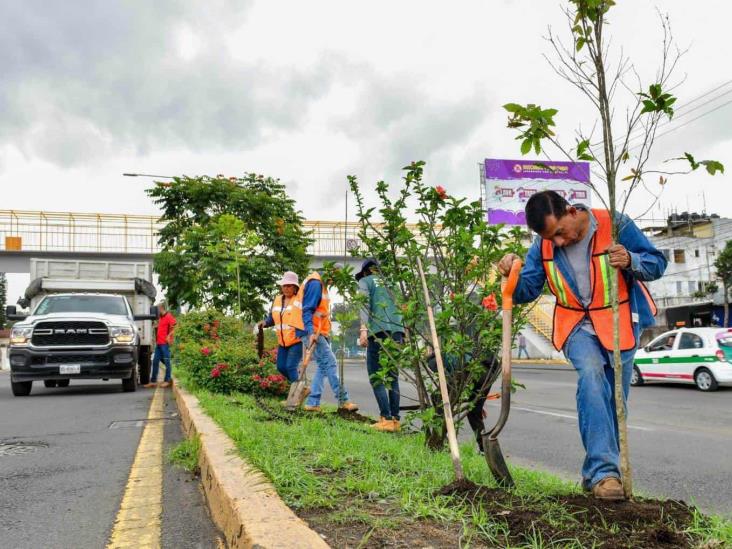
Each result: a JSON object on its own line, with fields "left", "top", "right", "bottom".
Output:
{"left": 284, "top": 380, "right": 308, "bottom": 411}
{"left": 484, "top": 437, "right": 514, "bottom": 489}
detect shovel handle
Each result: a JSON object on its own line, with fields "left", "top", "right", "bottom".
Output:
{"left": 502, "top": 259, "right": 522, "bottom": 310}
{"left": 487, "top": 260, "right": 522, "bottom": 442}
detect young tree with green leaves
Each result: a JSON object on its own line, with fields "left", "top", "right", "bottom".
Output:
{"left": 349, "top": 162, "right": 527, "bottom": 452}
{"left": 714, "top": 241, "right": 732, "bottom": 327}
{"left": 502, "top": 0, "right": 723, "bottom": 498}
{"left": 148, "top": 174, "right": 312, "bottom": 321}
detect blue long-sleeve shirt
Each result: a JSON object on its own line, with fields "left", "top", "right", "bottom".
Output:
{"left": 295, "top": 278, "right": 323, "bottom": 338}
{"left": 513, "top": 212, "right": 667, "bottom": 330}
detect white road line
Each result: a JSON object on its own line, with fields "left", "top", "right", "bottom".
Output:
{"left": 497, "top": 404, "right": 655, "bottom": 432}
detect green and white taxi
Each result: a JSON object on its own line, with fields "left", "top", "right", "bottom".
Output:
{"left": 632, "top": 328, "right": 732, "bottom": 392}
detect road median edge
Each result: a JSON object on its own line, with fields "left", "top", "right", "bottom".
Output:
{"left": 173, "top": 382, "right": 329, "bottom": 549}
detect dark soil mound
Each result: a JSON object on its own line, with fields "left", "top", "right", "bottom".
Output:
{"left": 336, "top": 408, "right": 373, "bottom": 423}
{"left": 437, "top": 480, "right": 697, "bottom": 548}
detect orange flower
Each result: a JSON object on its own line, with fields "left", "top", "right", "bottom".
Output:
{"left": 435, "top": 186, "right": 448, "bottom": 200}
{"left": 482, "top": 294, "right": 498, "bottom": 311}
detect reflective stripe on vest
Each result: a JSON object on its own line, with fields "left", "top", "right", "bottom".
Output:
{"left": 271, "top": 294, "right": 303, "bottom": 348}
{"left": 540, "top": 209, "right": 654, "bottom": 352}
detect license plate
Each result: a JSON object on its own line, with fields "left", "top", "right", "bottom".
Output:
{"left": 59, "top": 364, "right": 81, "bottom": 375}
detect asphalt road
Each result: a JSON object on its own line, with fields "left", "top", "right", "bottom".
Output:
{"left": 0, "top": 372, "right": 221, "bottom": 548}
{"left": 328, "top": 359, "right": 732, "bottom": 517}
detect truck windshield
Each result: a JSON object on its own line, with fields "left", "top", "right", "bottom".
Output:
{"left": 34, "top": 295, "right": 128, "bottom": 316}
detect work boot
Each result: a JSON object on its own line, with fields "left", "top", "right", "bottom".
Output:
{"left": 143, "top": 383, "right": 157, "bottom": 389}
{"left": 338, "top": 401, "right": 359, "bottom": 412}
{"left": 372, "top": 417, "right": 399, "bottom": 432}
{"left": 303, "top": 405, "right": 321, "bottom": 412}
{"left": 160, "top": 381, "right": 171, "bottom": 388}
{"left": 592, "top": 477, "right": 625, "bottom": 501}
{"left": 391, "top": 418, "right": 401, "bottom": 432}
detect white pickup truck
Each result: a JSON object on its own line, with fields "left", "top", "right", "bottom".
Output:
{"left": 6, "top": 259, "right": 158, "bottom": 396}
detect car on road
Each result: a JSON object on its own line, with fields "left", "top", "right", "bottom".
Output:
{"left": 7, "top": 293, "right": 156, "bottom": 396}
{"left": 632, "top": 327, "right": 732, "bottom": 392}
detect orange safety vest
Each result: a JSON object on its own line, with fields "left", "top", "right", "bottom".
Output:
{"left": 270, "top": 294, "right": 304, "bottom": 348}
{"left": 541, "top": 209, "right": 657, "bottom": 352}
{"left": 297, "top": 272, "right": 331, "bottom": 336}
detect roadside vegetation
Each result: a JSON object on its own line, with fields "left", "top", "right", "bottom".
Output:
{"left": 168, "top": 435, "right": 201, "bottom": 475}
{"left": 172, "top": 313, "right": 731, "bottom": 548}
{"left": 178, "top": 375, "right": 731, "bottom": 548}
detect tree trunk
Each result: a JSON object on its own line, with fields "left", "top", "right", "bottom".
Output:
{"left": 724, "top": 283, "right": 729, "bottom": 327}
{"left": 610, "top": 262, "right": 632, "bottom": 498}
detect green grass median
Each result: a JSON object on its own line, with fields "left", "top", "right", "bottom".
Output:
{"left": 178, "top": 375, "right": 731, "bottom": 549}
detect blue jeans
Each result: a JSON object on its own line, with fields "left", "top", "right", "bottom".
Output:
{"left": 276, "top": 342, "right": 303, "bottom": 382}
{"left": 563, "top": 327, "right": 637, "bottom": 489}
{"left": 151, "top": 344, "right": 172, "bottom": 383}
{"left": 367, "top": 332, "right": 403, "bottom": 420}
{"left": 305, "top": 336, "right": 349, "bottom": 406}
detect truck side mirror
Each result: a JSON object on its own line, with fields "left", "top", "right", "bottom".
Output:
{"left": 6, "top": 305, "right": 27, "bottom": 321}
{"left": 133, "top": 306, "right": 160, "bottom": 322}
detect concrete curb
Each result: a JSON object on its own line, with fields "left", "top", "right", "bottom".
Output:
{"left": 173, "top": 383, "right": 329, "bottom": 549}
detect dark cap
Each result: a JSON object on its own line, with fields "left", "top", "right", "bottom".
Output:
{"left": 355, "top": 258, "right": 379, "bottom": 281}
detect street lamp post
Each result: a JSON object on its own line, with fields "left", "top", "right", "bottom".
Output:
{"left": 122, "top": 173, "right": 175, "bottom": 179}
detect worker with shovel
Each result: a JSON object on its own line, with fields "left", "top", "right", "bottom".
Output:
{"left": 498, "top": 191, "right": 665, "bottom": 500}
{"left": 299, "top": 264, "right": 359, "bottom": 412}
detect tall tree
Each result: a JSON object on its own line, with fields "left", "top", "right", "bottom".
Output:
{"left": 147, "top": 174, "right": 312, "bottom": 321}
{"left": 502, "top": 1, "right": 723, "bottom": 497}
{"left": 715, "top": 241, "right": 732, "bottom": 327}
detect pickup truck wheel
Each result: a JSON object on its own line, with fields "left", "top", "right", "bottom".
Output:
{"left": 11, "top": 380, "right": 33, "bottom": 396}
{"left": 122, "top": 369, "right": 138, "bottom": 392}
{"left": 57, "top": 380, "right": 70, "bottom": 388}
{"left": 138, "top": 347, "right": 151, "bottom": 385}
{"left": 44, "top": 380, "right": 58, "bottom": 388}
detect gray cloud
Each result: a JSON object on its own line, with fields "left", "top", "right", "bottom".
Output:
{"left": 0, "top": 1, "right": 346, "bottom": 166}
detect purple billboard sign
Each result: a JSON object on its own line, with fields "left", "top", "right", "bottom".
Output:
{"left": 484, "top": 159, "right": 591, "bottom": 225}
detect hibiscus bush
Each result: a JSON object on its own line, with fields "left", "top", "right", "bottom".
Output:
{"left": 173, "top": 310, "right": 287, "bottom": 396}
{"left": 349, "top": 161, "right": 528, "bottom": 449}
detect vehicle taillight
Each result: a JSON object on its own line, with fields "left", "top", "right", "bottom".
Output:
{"left": 716, "top": 349, "right": 726, "bottom": 362}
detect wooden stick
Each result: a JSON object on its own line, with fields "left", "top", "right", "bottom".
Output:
{"left": 416, "top": 257, "right": 464, "bottom": 481}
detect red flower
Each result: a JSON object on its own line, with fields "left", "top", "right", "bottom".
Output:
{"left": 482, "top": 294, "right": 498, "bottom": 311}
{"left": 210, "top": 367, "right": 221, "bottom": 378}
{"left": 435, "top": 185, "right": 448, "bottom": 200}
{"left": 449, "top": 292, "right": 455, "bottom": 301}
{"left": 200, "top": 347, "right": 212, "bottom": 356}
{"left": 212, "top": 320, "right": 220, "bottom": 328}
{"left": 203, "top": 324, "right": 210, "bottom": 333}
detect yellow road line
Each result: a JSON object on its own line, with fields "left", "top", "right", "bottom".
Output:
{"left": 107, "top": 387, "right": 165, "bottom": 548}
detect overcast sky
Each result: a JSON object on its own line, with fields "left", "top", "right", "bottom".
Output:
{"left": 2, "top": 1, "right": 731, "bottom": 300}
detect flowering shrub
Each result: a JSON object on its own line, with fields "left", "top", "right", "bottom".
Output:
{"left": 173, "top": 310, "right": 287, "bottom": 396}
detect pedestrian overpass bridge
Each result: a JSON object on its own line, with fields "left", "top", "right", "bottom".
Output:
{"left": 0, "top": 209, "right": 404, "bottom": 273}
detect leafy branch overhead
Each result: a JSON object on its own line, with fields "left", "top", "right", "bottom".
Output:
{"left": 503, "top": 103, "right": 558, "bottom": 155}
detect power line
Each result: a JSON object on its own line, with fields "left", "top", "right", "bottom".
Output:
{"left": 612, "top": 79, "right": 732, "bottom": 147}
{"left": 622, "top": 87, "right": 732, "bottom": 147}
{"left": 629, "top": 97, "right": 732, "bottom": 151}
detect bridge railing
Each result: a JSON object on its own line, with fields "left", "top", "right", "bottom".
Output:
{"left": 0, "top": 210, "right": 427, "bottom": 258}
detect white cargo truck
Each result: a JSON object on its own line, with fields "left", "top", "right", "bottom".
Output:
{"left": 6, "top": 259, "right": 158, "bottom": 396}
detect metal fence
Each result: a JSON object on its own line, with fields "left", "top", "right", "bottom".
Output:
{"left": 0, "top": 209, "right": 420, "bottom": 258}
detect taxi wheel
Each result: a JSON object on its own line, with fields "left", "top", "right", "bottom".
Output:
{"left": 694, "top": 368, "right": 719, "bottom": 392}
{"left": 631, "top": 366, "right": 644, "bottom": 386}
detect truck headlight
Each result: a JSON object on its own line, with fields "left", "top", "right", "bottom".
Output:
{"left": 110, "top": 326, "right": 135, "bottom": 344}
{"left": 10, "top": 326, "right": 33, "bottom": 345}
